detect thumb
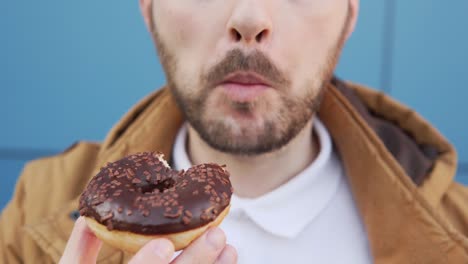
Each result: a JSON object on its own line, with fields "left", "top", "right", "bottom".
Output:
{"left": 59, "top": 216, "right": 103, "bottom": 264}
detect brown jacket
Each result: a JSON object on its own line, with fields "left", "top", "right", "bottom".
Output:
{"left": 1, "top": 79, "right": 468, "bottom": 263}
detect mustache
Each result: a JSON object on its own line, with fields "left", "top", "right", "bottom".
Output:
{"left": 204, "top": 49, "right": 289, "bottom": 89}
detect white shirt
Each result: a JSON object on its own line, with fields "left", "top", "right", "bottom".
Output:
{"left": 172, "top": 119, "right": 372, "bottom": 263}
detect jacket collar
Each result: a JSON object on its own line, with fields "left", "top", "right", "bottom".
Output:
{"left": 27, "top": 80, "right": 468, "bottom": 263}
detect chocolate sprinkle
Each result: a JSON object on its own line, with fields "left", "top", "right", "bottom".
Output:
{"left": 182, "top": 216, "right": 191, "bottom": 225}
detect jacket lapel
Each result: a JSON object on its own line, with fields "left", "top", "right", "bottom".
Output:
{"left": 319, "top": 83, "right": 468, "bottom": 263}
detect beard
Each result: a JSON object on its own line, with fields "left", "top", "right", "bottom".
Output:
{"left": 153, "top": 17, "right": 348, "bottom": 156}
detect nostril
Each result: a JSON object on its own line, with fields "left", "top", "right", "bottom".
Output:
{"left": 255, "top": 29, "right": 268, "bottom": 43}
{"left": 230, "top": 28, "right": 242, "bottom": 42}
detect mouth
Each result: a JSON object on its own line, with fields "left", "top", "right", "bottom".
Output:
{"left": 217, "top": 72, "right": 272, "bottom": 102}
{"left": 221, "top": 71, "right": 272, "bottom": 87}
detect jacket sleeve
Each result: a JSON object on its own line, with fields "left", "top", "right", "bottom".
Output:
{"left": 0, "top": 170, "right": 26, "bottom": 264}
{"left": 440, "top": 182, "right": 468, "bottom": 238}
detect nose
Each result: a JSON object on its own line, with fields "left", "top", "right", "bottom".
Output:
{"left": 227, "top": 1, "right": 273, "bottom": 45}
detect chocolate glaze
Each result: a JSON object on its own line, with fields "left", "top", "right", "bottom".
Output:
{"left": 79, "top": 152, "right": 233, "bottom": 235}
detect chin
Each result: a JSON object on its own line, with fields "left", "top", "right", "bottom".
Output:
{"left": 212, "top": 114, "right": 265, "bottom": 136}
{"left": 203, "top": 114, "right": 276, "bottom": 149}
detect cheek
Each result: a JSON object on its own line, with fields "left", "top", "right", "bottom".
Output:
{"left": 152, "top": 1, "right": 229, "bottom": 91}
{"left": 152, "top": 2, "right": 204, "bottom": 62}
{"left": 274, "top": 0, "right": 347, "bottom": 94}
{"left": 152, "top": 1, "right": 230, "bottom": 57}
{"left": 151, "top": 4, "right": 200, "bottom": 94}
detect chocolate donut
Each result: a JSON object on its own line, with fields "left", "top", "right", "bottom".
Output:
{"left": 79, "top": 152, "right": 233, "bottom": 252}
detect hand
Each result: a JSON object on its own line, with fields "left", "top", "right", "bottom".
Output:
{"left": 59, "top": 217, "right": 238, "bottom": 264}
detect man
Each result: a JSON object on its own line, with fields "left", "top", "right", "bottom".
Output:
{"left": 2, "top": 0, "right": 468, "bottom": 263}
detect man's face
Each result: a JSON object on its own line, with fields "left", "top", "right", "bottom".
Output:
{"left": 145, "top": 0, "right": 356, "bottom": 155}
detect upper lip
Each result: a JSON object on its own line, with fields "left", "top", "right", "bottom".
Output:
{"left": 220, "top": 72, "right": 272, "bottom": 87}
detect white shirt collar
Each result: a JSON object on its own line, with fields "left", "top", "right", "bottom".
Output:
{"left": 172, "top": 118, "right": 343, "bottom": 238}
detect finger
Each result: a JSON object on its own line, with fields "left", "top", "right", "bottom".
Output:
{"left": 128, "top": 239, "right": 175, "bottom": 264}
{"left": 173, "top": 227, "right": 226, "bottom": 264}
{"left": 59, "top": 217, "right": 102, "bottom": 264}
{"left": 215, "top": 245, "right": 238, "bottom": 264}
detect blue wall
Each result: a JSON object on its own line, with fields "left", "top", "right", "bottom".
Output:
{"left": 1, "top": 1, "right": 468, "bottom": 210}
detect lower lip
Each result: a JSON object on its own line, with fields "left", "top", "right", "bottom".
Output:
{"left": 220, "top": 83, "right": 269, "bottom": 102}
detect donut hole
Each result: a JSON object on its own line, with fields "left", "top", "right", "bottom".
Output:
{"left": 140, "top": 178, "right": 176, "bottom": 194}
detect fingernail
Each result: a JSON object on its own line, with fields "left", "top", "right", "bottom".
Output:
{"left": 150, "top": 240, "right": 174, "bottom": 260}
{"left": 74, "top": 217, "right": 86, "bottom": 230}
{"left": 75, "top": 216, "right": 85, "bottom": 225}
{"left": 207, "top": 227, "right": 225, "bottom": 249}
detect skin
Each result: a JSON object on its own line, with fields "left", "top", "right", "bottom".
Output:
{"left": 61, "top": 0, "right": 359, "bottom": 262}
